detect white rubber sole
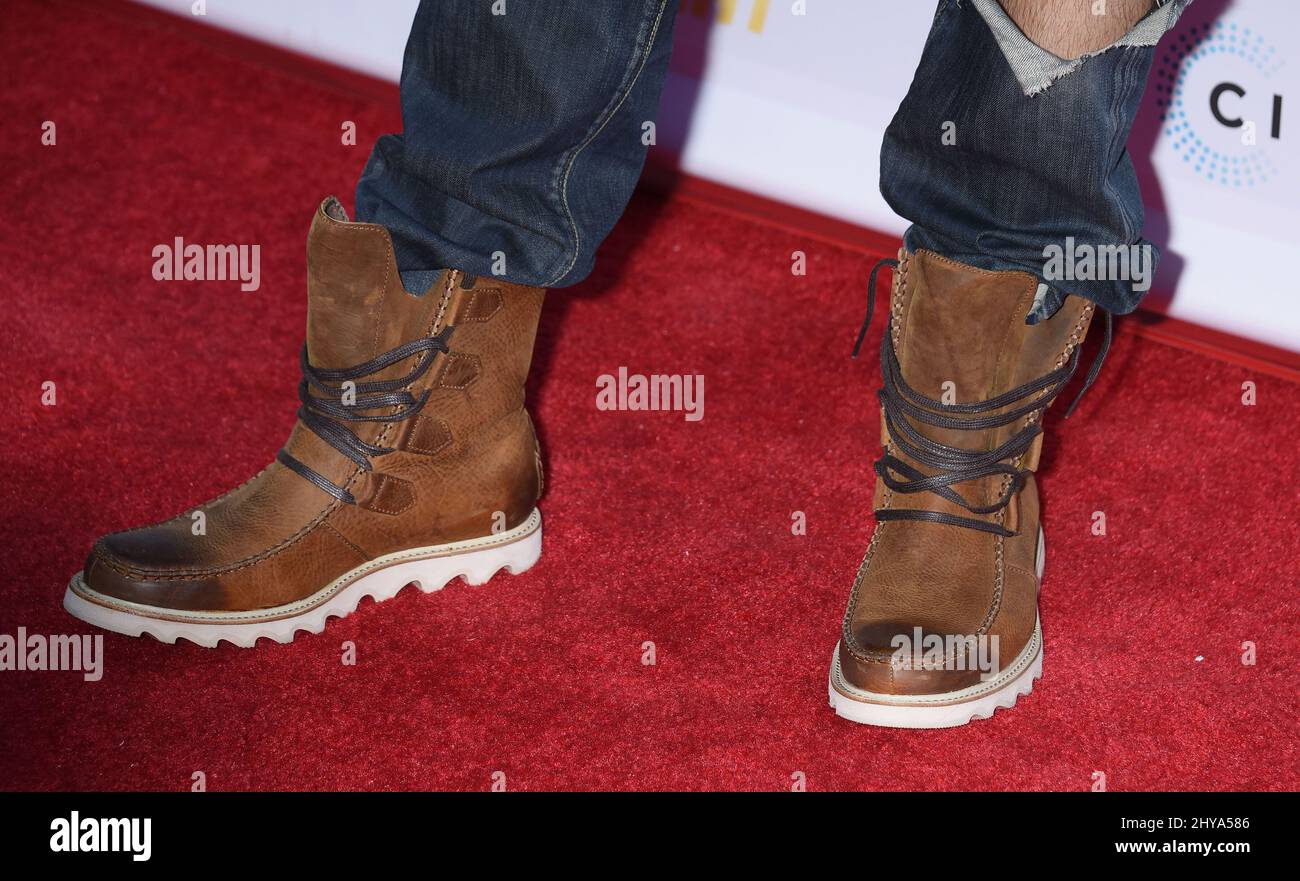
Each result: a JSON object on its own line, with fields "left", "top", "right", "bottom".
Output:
{"left": 828, "top": 526, "right": 1045, "bottom": 729}
{"left": 63, "top": 508, "right": 542, "bottom": 648}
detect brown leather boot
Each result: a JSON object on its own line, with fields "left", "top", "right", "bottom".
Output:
{"left": 64, "top": 197, "right": 546, "bottom": 647}
{"left": 830, "top": 249, "right": 1102, "bottom": 727}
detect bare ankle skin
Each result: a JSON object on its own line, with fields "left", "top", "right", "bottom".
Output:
{"left": 997, "top": 0, "right": 1156, "bottom": 58}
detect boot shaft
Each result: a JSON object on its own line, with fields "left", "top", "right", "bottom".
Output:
{"left": 287, "top": 197, "right": 546, "bottom": 498}
{"left": 876, "top": 249, "right": 1094, "bottom": 529}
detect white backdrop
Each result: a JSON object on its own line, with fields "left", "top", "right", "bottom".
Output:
{"left": 137, "top": 0, "right": 1298, "bottom": 353}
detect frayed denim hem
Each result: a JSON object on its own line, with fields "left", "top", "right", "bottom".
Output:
{"left": 967, "top": 0, "right": 1193, "bottom": 96}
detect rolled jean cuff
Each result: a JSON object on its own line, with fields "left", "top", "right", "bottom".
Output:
{"left": 968, "top": 0, "right": 1193, "bottom": 96}
{"left": 881, "top": 0, "right": 1184, "bottom": 317}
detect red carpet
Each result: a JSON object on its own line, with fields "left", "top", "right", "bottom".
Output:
{"left": 2, "top": 0, "right": 1297, "bottom": 791}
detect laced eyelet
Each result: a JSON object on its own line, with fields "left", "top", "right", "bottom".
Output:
{"left": 851, "top": 258, "right": 1112, "bottom": 536}
{"left": 276, "top": 327, "right": 454, "bottom": 504}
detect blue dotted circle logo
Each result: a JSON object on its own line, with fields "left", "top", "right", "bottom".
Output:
{"left": 1155, "top": 19, "right": 1283, "bottom": 188}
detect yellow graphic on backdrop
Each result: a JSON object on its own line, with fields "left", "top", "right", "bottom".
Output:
{"left": 683, "top": 0, "right": 770, "bottom": 34}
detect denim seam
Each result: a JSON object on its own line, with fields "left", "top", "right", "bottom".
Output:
{"left": 1100, "top": 49, "right": 1140, "bottom": 244}
{"left": 542, "top": 0, "right": 670, "bottom": 287}
{"left": 931, "top": 0, "right": 953, "bottom": 34}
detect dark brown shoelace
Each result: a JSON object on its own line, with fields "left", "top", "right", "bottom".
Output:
{"left": 277, "top": 327, "right": 453, "bottom": 504}
{"left": 852, "top": 258, "right": 1111, "bottom": 537}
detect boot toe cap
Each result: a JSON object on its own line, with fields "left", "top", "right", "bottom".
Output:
{"left": 837, "top": 623, "right": 986, "bottom": 696}
{"left": 79, "top": 529, "right": 225, "bottom": 612}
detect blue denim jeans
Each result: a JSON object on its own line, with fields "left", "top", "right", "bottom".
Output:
{"left": 882, "top": 0, "right": 1190, "bottom": 318}
{"left": 355, "top": 0, "right": 677, "bottom": 294}
{"left": 358, "top": 0, "right": 1185, "bottom": 314}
